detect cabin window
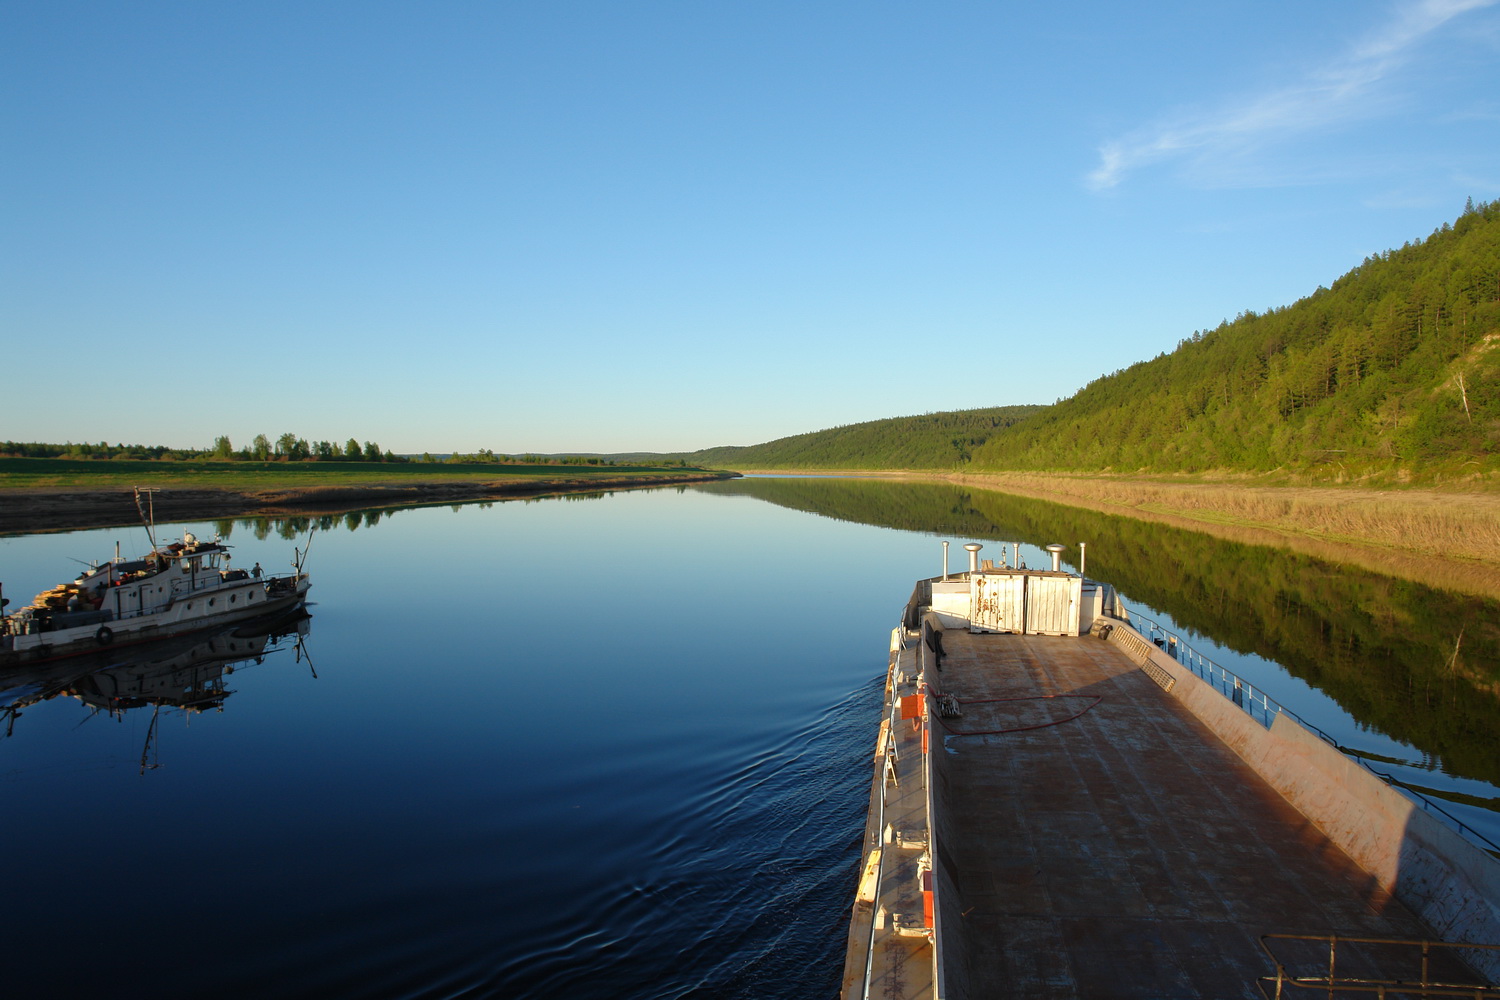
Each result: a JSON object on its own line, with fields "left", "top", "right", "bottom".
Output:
{"left": 208, "top": 598, "right": 216, "bottom": 607}
{"left": 187, "top": 603, "right": 193, "bottom": 610}
{"left": 229, "top": 594, "right": 236, "bottom": 603}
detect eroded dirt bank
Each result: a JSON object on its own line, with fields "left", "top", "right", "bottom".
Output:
{"left": 0, "top": 471, "right": 737, "bottom": 535}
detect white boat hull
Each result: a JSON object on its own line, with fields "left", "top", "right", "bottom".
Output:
{"left": 1, "top": 576, "right": 310, "bottom": 666}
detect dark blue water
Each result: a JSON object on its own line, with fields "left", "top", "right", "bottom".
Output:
{"left": 2, "top": 482, "right": 1496, "bottom": 998}
{"left": 0, "top": 488, "right": 936, "bottom": 999}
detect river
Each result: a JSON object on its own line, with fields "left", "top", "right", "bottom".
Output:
{"left": 3, "top": 478, "right": 1496, "bottom": 998}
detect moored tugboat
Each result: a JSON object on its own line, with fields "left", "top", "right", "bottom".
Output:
{"left": 1, "top": 491, "right": 311, "bottom": 667}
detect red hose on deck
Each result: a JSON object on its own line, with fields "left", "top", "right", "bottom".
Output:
{"left": 923, "top": 682, "right": 1103, "bottom": 736}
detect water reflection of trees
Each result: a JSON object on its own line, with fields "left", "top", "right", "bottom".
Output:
{"left": 215, "top": 487, "right": 610, "bottom": 546}
{"left": 218, "top": 499, "right": 522, "bottom": 542}
{"left": 695, "top": 478, "right": 1500, "bottom": 786}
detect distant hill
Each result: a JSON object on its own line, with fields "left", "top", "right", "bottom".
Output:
{"left": 680, "top": 406, "right": 1045, "bottom": 469}
{"left": 685, "top": 201, "right": 1500, "bottom": 482}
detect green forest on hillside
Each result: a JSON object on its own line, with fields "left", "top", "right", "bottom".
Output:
{"left": 686, "top": 405, "right": 1043, "bottom": 469}
{"left": 687, "top": 202, "right": 1500, "bottom": 482}
{"left": 971, "top": 200, "right": 1500, "bottom": 478}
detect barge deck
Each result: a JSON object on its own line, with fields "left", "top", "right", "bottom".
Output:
{"left": 841, "top": 561, "right": 1500, "bottom": 1000}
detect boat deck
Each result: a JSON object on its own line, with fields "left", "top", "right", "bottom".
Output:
{"left": 846, "top": 625, "right": 1480, "bottom": 1000}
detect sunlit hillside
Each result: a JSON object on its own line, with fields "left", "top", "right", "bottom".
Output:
{"left": 687, "top": 202, "right": 1500, "bottom": 483}
{"left": 971, "top": 200, "right": 1500, "bottom": 480}
{"left": 683, "top": 406, "right": 1044, "bottom": 469}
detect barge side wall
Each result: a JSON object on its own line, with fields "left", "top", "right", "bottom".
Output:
{"left": 1106, "top": 623, "right": 1500, "bottom": 982}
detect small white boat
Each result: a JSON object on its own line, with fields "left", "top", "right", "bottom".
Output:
{"left": 1, "top": 529, "right": 311, "bottom": 666}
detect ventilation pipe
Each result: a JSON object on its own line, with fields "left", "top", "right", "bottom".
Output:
{"left": 964, "top": 543, "right": 982, "bottom": 575}
{"left": 942, "top": 541, "right": 950, "bottom": 582}
{"left": 1046, "top": 543, "right": 1065, "bottom": 572}
{"left": 1079, "top": 542, "right": 1087, "bottom": 576}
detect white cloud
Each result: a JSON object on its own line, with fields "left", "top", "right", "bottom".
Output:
{"left": 1087, "top": 0, "right": 1499, "bottom": 191}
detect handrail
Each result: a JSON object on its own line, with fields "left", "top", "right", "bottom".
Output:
{"left": 1120, "top": 610, "right": 1348, "bottom": 741}
{"left": 861, "top": 629, "right": 905, "bottom": 1000}
{"left": 1121, "top": 610, "right": 1500, "bottom": 857}
{"left": 1355, "top": 759, "right": 1500, "bottom": 857}
{"left": 1257, "top": 932, "right": 1500, "bottom": 997}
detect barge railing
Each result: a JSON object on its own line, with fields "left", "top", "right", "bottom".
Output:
{"left": 1121, "top": 610, "right": 1500, "bottom": 858}
{"left": 1121, "top": 610, "right": 1290, "bottom": 730}
{"left": 859, "top": 623, "right": 909, "bottom": 1000}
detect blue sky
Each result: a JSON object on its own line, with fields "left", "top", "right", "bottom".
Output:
{"left": 5, "top": 0, "right": 1498, "bottom": 454}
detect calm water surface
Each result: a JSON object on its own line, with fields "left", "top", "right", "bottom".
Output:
{"left": 3, "top": 480, "right": 1496, "bottom": 998}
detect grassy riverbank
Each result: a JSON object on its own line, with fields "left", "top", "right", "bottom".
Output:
{"left": 0, "top": 456, "right": 710, "bottom": 491}
{"left": 0, "top": 457, "right": 735, "bottom": 534}
{"left": 723, "top": 466, "right": 1500, "bottom": 598}
{"left": 941, "top": 471, "right": 1500, "bottom": 600}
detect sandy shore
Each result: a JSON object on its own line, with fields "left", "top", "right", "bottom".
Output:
{"left": 0, "top": 471, "right": 737, "bottom": 535}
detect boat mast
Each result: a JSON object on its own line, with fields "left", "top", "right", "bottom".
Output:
{"left": 293, "top": 526, "right": 317, "bottom": 577}
{"left": 133, "top": 487, "right": 160, "bottom": 554}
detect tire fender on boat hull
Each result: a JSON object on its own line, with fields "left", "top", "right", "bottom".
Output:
{"left": 95, "top": 626, "right": 114, "bottom": 646}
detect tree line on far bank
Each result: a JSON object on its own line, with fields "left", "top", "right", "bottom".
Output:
{"left": 0, "top": 436, "right": 664, "bottom": 468}
{"left": 1, "top": 434, "right": 405, "bottom": 464}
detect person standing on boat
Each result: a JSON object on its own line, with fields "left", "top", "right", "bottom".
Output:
{"left": 252, "top": 563, "right": 263, "bottom": 578}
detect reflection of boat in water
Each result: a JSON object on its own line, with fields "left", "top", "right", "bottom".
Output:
{"left": 844, "top": 543, "right": 1500, "bottom": 999}
{"left": 1, "top": 611, "right": 313, "bottom": 768}
{"left": 1, "top": 521, "right": 311, "bottom": 667}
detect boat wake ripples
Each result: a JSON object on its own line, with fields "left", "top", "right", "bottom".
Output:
{"left": 456, "top": 679, "right": 882, "bottom": 1000}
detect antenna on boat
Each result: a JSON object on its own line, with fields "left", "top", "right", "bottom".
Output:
{"left": 133, "top": 487, "right": 161, "bottom": 553}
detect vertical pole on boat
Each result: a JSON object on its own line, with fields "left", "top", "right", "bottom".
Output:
{"left": 1013, "top": 543, "right": 1020, "bottom": 569}
{"left": 133, "top": 487, "right": 160, "bottom": 555}
{"left": 293, "top": 526, "right": 317, "bottom": 578}
{"left": 942, "top": 541, "right": 950, "bottom": 582}
{"left": 1079, "top": 543, "right": 1087, "bottom": 576}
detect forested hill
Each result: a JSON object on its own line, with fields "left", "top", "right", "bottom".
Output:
{"left": 681, "top": 202, "right": 1497, "bottom": 480}
{"left": 684, "top": 405, "right": 1043, "bottom": 469}
{"left": 970, "top": 200, "right": 1500, "bottom": 479}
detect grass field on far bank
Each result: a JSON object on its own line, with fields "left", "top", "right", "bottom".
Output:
{"left": 0, "top": 457, "right": 711, "bottom": 491}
